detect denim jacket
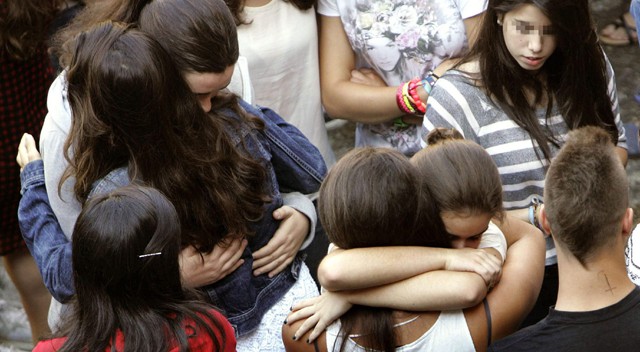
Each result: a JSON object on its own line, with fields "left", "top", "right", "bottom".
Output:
{"left": 19, "top": 160, "right": 75, "bottom": 301}
{"left": 19, "top": 100, "right": 326, "bottom": 336}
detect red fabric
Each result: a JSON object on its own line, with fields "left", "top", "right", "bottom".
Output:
{"left": 0, "top": 11, "right": 54, "bottom": 254}
{"left": 32, "top": 310, "right": 237, "bottom": 352}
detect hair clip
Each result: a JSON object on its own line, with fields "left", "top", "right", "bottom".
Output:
{"left": 138, "top": 252, "right": 162, "bottom": 258}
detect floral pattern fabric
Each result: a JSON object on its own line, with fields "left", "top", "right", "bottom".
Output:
{"left": 318, "top": 0, "right": 485, "bottom": 155}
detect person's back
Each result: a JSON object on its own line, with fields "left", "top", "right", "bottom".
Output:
{"left": 16, "top": 133, "right": 236, "bottom": 352}
{"left": 490, "top": 126, "right": 640, "bottom": 351}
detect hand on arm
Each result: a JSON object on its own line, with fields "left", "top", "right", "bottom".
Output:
{"left": 285, "top": 290, "right": 352, "bottom": 343}
{"left": 319, "top": 16, "right": 402, "bottom": 123}
{"left": 319, "top": 246, "right": 501, "bottom": 292}
{"left": 179, "top": 238, "right": 247, "bottom": 288}
{"left": 252, "top": 205, "right": 309, "bottom": 277}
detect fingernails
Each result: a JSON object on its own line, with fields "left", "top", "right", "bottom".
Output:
{"left": 292, "top": 335, "right": 297, "bottom": 341}
{"left": 306, "top": 339, "right": 310, "bottom": 344}
{"left": 283, "top": 319, "right": 287, "bottom": 324}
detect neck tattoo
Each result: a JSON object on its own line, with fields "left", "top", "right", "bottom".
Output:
{"left": 599, "top": 271, "right": 616, "bottom": 295}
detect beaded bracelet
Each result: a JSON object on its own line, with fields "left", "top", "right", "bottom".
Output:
{"left": 407, "top": 77, "right": 426, "bottom": 113}
{"left": 396, "top": 83, "right": 415, "bottom": 115}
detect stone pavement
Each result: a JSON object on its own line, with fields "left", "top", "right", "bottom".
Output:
{"left": 1, "top": 2, "right": 638, "bottom": 350}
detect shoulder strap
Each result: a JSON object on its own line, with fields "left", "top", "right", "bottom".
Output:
{"left": 483, "top": 298, "right": 493, "bottom": 347}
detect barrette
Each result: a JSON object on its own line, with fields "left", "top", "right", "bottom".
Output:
{"left": 138, "top": 252, "right": 162, "bottom": 258}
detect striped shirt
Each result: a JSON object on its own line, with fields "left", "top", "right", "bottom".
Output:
{"left": 422, "top": 62, "right": 626, "bottom": 265}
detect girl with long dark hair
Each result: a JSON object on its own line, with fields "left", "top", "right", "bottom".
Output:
{"left": 22, "top": 2, "right": 326, "bottom": 349}
{"left": 18, "top": 133, "right": 236, "bottom": 352}
{"left": 422, "top": 0, "right": 627, "bottom": 326}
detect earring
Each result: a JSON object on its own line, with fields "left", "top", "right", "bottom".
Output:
{"left": 497, "top": 18, "right": 503, "bottom": 26}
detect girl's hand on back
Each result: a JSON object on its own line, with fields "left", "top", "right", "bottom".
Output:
{"left": 286, "top": 291, "right": 352, "bottom": 343}
{"left": 16, "top": 133, "right": 42, "bottom": 172}
{"left": 179, "top": 238, "right": 247, "bottom": 288}
{"left": 252, "top": 206, "right": 309, "bottom": 277}
{"left": 444, "top": 248, "right": 503, "bottom": 289}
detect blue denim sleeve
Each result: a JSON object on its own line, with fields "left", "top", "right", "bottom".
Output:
{"left": 18, "top": 160, "right": 75, "bottom": 303}
{"left": 239, "top": 100, "right": 327, "bottom": 194}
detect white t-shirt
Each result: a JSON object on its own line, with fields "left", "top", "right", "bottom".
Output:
{"left": 317, "top": 0, "right": 486, "bottom": 156}
{"left": 626, "top": 224, "right": 640, "bottom": 285}
{"left": 236, "top": 0, "right": 335, "bottom": 166}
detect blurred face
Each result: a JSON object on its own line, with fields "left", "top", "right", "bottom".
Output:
{"left": 441, "top": 211, "right": 492, "bottom": 249}
{"left": 500, "top": 4, "right": 557, "bottom": 71}
{"left": 183, "top": 65, "right": 234, "bottom": 113}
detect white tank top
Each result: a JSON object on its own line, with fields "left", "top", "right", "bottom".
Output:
{"left": 325, "top": 310, "right": 475, "bottom": 352}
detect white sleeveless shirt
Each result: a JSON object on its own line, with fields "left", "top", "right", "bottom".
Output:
{"left": 325, "top": 310, "right": 475, "bottom": 351}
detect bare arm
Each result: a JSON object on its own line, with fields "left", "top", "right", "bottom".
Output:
{"left": 465, "top": 217, "right": 546, "bottom": 351}
{"left": 319, "top": 13, "right": 482, "bottom": 123}
{"left": 319, "top": 15, "right": 400, "bottom": 123}
{"left": 318, "top": 246, "right": 501, "bottom": 291}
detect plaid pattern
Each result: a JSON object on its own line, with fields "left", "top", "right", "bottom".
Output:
{"left": 0, "top": 44, "right": 53, "bottom": 255}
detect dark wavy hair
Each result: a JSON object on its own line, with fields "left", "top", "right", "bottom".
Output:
{"left": 319, "top": 147, "right": 450, "bottom": 352}
{"left": 56, "top": 185, "right": 230, "bottom": 352}
{"left": 63, "top": 22, "right": 270, "bottom": 251}
{"left": 224, "top": 0, "right": 316, "bottom": 25}
{"left": 461, "top": 0, "right": 617, "bottom": 161}
{"left": 0, "top": 0, "right": 57, "bottom": 60}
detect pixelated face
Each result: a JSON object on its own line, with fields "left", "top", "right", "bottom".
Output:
{"left": 183, "top": 65, "right": 234, "bottom": 113}
{"left": 500, "top": 4, "right": 557, "bottom": 71}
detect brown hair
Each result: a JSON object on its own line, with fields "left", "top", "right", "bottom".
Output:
{"left": 52, "top": 0, "right": 151, "bottom": 66}
{"left": 139, "top": 0, "right": 238, "bottom": 74}
{"left": 224, "top": 0, "right": 316, "bottom": 26}
{"left": 318, "top": 147, "right": 449, "bottom": 352}
{"left": 425, "top": 127, "right": 464, "bottom": 146}
{"left": 458, "top": 0, "right": 618, "bottom": 161}
{"left": 63, "top": 22, "right": 270, "bottom": 251}
{"left": 544, "top": 126, "right": 628, "bottom": 265}
{"left": 0, "top": 0, "right": 57, "bottom": 60}
{"left": 412, "top": 137, "right": 504, "bottom": 220}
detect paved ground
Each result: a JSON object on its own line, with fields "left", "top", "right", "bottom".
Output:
{"left": 1, "top": 2, "right": 638, "bottom": 350}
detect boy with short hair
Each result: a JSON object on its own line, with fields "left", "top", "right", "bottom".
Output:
{"left": 491, "top": 126, "right": 640, "bottom": 351}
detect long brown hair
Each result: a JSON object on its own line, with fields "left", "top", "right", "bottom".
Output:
{"left": 0, "top": 0, "right": 57, "bottom": 60}
{"left": 63, "top": 22, "right": 270, "bottom": 251}
{"left": 52, "top": 0, "right": 150, "bottom": 66}
{"left": 319, "top": 147, "right": 449, "bottom": 352}
{"left": 460, "top": 0, "right": 617, "bottom": 161}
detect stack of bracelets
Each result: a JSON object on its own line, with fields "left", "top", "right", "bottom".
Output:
{"left": 394, "top": 71, "right": 439, "bottom": 127}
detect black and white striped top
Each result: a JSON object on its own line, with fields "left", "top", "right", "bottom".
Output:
{"left": 422, "top": 62, "right": 626, "bottom": 265}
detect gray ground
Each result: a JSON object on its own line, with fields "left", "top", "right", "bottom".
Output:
{"left": 1, "top": 1, "right": 638, "bottom": 350}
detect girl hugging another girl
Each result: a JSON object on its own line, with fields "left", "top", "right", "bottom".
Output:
{"left": 283, "top": 129, "right": 545, "bottom": 352}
